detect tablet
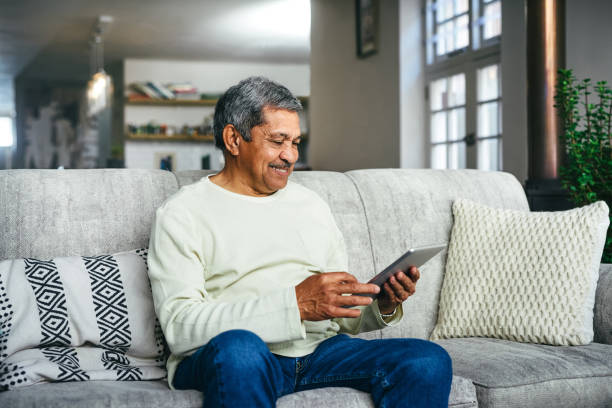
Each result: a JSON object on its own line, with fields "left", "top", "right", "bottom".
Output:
{"left": 360, "top": 243, "right": 446, "bottom": 300}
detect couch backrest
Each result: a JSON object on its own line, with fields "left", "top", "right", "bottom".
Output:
{"left": 0, "top": 169, "right": 178, "bottom": 260}
{"left": 346, "top": 169, "right": 530, "bottom": 339}
{"left": 1, "top": 168, "right": 530, "bottom": 341}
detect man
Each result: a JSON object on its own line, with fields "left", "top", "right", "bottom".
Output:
{"left": 148, "top": 76, "right": 452, "bottom": 408}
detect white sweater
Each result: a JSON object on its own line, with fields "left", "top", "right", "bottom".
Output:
{"left": 147, "top": 176, "right": 403, "bottom": 386}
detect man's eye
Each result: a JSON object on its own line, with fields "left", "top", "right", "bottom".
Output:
{"left": 293, "top": 141, "right": 301, "bottom": 146}
{"left": 271, "top": 140, "right": 283, "bottom": 145}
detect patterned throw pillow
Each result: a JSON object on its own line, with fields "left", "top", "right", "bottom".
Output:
{"left": 431, "top": 199, "right": 609, "bottom": 346}
{"left": 0, "top": 249, "right": 167, "bottom": 391}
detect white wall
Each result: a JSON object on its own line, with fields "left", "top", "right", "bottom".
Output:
{"left": 399, "top": 0, "right": 425, "bottom": 169}
{"left": 566, "top": 0, "right": 612, "bottom": 84}
{"left": 123, "top": 59, "right": 310, "bottom": 170}
{"left": 309, "top": 0, "right": 400, "bottom": 171}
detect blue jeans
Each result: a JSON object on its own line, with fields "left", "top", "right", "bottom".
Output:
{"left": 173, "top": 330, "right": 452, "bottom": 408}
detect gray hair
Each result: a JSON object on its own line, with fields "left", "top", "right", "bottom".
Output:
{"left": 213, "top": 76, "right": 302, "bottom": 151}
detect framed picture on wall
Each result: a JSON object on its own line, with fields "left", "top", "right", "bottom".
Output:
{"left": 355, "top": 0, "right": 379, "bottom": 58}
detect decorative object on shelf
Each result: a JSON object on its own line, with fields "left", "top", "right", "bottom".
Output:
{"left": 126, "top": 133, "right": 214, "bottom": 143}
{"left": 107, "top": 144, "right": 124, "bottom": 168}
{"left": 355, "top": 0, "right": 378, "bottom": 58}
{"left": 554, "top": 68, "right": 612, "bottom": 262}
{"left": 201, "top": 154, "right": 210, "bottom": 170}
{"left": 154, "top": 152, "right": 176, "bottom": 171}
{"left": 126, "top": 111, "right": 214, "bottom": 143}
{"left": 199, "top": 93, "right": 222, "bottom": 101}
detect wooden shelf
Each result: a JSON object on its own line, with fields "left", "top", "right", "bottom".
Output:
{"left": 126, "top": 133, "right": 215, "bottom": 142}
{"left": 125, "top": 96, "right": 309, "bottom": 107}
{"left": 125, "top": 98, "right": 217, "bottom": 107}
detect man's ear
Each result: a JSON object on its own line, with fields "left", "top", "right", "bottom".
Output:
{"left": 222, "top": 125, "right": 241, "bottom": 156}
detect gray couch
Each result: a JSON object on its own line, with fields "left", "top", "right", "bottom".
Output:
{"left": 0, "top": 168, "right": 610, "bottom": 408}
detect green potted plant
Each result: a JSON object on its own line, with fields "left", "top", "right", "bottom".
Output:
{"left": 555, "top": 69, "right": 612, "bottom": 262}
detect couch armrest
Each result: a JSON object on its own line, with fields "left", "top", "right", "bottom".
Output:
{"left": 594, "top": 263, "right": 612, "bottom": 344}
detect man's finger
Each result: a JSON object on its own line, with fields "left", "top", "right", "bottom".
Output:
{"left": 407, "top": 266, "right": 420, "bottom": 282}
{"left": 389, "top": 275, "right": 409, "bottom": 300}
{"left": 335, "top": 294, "right": 374, "bottom": 307}
{"left": 396, "top": 272, "right": 416, "bottom": 293}
{"left": 328, "top": 305, "right": 362, "bottom": 318}
{"left": 336, "top": 282, "right": 380, "bottom": 295}
{"left": 383, "top": 282, "right": 400, "bottom": 303}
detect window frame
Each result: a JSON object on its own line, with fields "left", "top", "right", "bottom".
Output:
{"left": 475, "top": 62, "right": 503, "bottom": 170}
{"left": 424, "top": 0, "right": 502, "bottom": 170}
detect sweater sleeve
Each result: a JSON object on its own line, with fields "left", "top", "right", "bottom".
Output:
{"left": 147, "top": 204, "right": 306, "bottom": 357}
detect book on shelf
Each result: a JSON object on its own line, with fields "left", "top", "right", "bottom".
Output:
{"left": 147, "top": 82, "right": 175, "bottom": 99}
{"left": 167, "top": 82, "right": 198, "bottom": 93}
{"left": 128, "top": 82, "right": 198, "bottom": 100}
{"left": 168, "top": 83, "right": 199, "bottom": 100}
{"left": 129, "top": 82, "right": 159, "bottom": 99}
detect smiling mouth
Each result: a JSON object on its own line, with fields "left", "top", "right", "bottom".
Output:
{"left": 270, "top": 164, "right": 290, "bottom": 175}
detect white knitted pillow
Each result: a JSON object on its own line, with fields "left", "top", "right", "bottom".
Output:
{"left": 431, "top": 199, "right": 609, "bottom": 345}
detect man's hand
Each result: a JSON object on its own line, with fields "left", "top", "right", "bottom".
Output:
{"left": 377, "top": 266, "right": 420, "bottom": 315}
{"left": 295, "top": 272, "right": 380, "bottom": 321}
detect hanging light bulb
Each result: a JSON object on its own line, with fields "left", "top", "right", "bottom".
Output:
{"left": 87, "top": 71, "right": 113, "bottom": 116}
{"left": 87, "top": 16, "right": 114, "bottom": 117}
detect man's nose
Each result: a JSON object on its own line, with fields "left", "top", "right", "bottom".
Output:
{"left": 279, "top": 142, "right": 298, "bottom": 164}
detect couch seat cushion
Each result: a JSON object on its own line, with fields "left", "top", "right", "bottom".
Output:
{"left": 436, "top": 337, "right": 612, "bottom": 408}
{"left": 0, "top": 376, "right": 477, "bottom": 407}
{"left": 0, "top": 380, "right": 203, "bottom": 408}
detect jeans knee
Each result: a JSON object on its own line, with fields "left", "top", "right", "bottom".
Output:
{"left": 210, "top": 330, "right": 269, "bottom": 371}
{"left": 414, "top": 342, "right": 452, "bottom": 387}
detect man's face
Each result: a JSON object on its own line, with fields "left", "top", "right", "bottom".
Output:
{"left": 236, "top": 107, "right": 301, "bottom": 195}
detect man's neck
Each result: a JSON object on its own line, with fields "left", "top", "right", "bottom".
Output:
{"left": 209, "top": 166, "right": 275, "bottom": 197}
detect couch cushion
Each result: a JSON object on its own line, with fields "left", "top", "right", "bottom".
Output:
{"left": 432, "top": 199, "right": 609, "bottom": 346}
{"left": 595, "top": 263, "right": 612, "bottom": 344}
{"left": 173, "top": 170, "right": 216, "bottom": 188}
{"left": 436, "top": 337, "right": 612, "bottom": 408}
{"left": 279, "top": 375, "right": 477, "bottom": 408}
{"left": 346, "top": 169, "right": 529, "bottom": 340}
{"left": 0, "top": 249, "right": 166, "bottom": 390}
{"left": 0, "top": 380, "right": 202, "bottom": 408}
{"left": 0, "top": 169, "right": 178, "bottom": 260}
{"left": 0, "top": 376, "right": 477, "bottom": 407}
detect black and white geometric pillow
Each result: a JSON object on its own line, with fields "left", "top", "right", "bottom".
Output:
{"left": 0, "top": 249, "right": 167, "bottom": 391}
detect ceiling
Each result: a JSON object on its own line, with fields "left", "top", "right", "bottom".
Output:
{"left": 0, "top": 0, "right": 310, "bottom": 106}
